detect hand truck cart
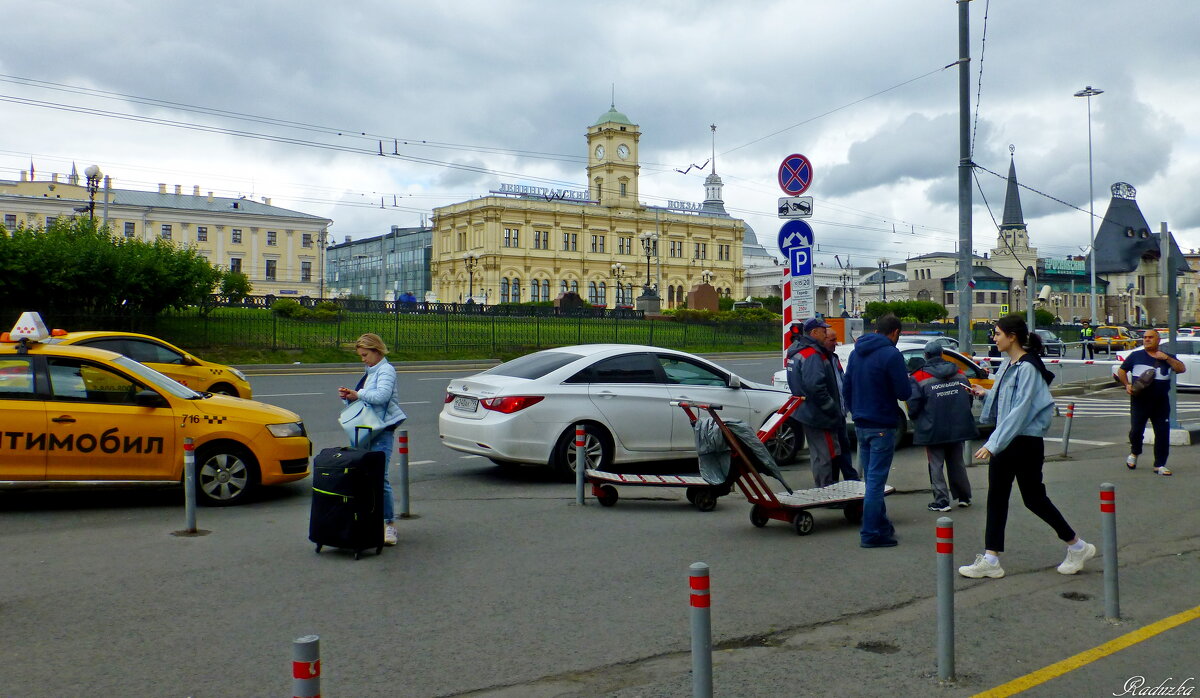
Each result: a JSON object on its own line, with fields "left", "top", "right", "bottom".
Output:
{"left": 585, "top": 396, "right": 804, "bottom": 511}
{"left": 676, "top": 400, "right": 893, "bottom": 536}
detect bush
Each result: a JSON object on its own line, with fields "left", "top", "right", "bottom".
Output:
{"left": 272, "top": 298, "right": 339, "bottom": 322}
{"left": 271, "top": 298, "right": 304, "bottom": 318}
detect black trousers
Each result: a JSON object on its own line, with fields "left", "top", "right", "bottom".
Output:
{"left": 1080, "top": 339, "right": 1094, "bottom": 359}
{"left": 1129, "top": 396, "right": 1171, "bottom": 467}
{"left": 985, "top": 435, "right": 1076, "bottom": 552}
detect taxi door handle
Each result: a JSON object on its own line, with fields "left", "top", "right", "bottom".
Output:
{"left": 52, "top": 415, "right": 76, "bottom": 423}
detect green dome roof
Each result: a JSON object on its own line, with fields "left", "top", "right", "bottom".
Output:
{"left": 592, "top": 106, "right": 633, "bottom": 126}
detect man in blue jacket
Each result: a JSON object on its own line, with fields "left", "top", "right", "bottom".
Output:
{"left": 843, "top": 314, "right": 912, "bottom": 548}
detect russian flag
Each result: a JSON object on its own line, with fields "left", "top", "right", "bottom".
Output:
{"left": 967, "top": 277, "right": 976, "bottom": 289}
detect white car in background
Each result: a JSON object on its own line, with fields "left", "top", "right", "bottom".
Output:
{"left": 1111, "top": 338, "right": 1200, "bottom": 389}
{"left": 439, "top": 344, "right": 795, "bottom": 478}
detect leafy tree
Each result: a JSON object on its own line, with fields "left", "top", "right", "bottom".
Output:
{"left": 1034, "top": 308, "right": 1055, "bottom": 327}
{"left": 220, "top": 271, "right": 253, "bottom": 301}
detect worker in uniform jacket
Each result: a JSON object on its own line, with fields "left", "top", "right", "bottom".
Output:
{"left": 907, "top": 344, "right": 978, "bottom": 511}
{"left": 786, "top": 317, "right": 849, "bottom": 487}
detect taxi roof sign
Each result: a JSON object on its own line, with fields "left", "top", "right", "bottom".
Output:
{"left": 9, "top": 312, "right": 50, "bottom": 341}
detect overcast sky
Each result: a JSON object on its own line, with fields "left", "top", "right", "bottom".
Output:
{"left": 4, "top": 0, "right": 1199, "bottom": 268}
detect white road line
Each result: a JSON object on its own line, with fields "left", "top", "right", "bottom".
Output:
{"left": 410, "top": 459, "right": 436, "bottom": 465}
{"left": 419, "top": 376, "right": 472, "bottom": 380}
{"left": 1043, "top": 437, "right": 1116, "bottom": 446}
{"left": 459, "top": 455, "right": 482, "bottom": 459}
{"left": 399, "top": 401, "right": 430, "bottom": 405}
{"left": 254, "top": 392, "right": 323, "bottom": 397}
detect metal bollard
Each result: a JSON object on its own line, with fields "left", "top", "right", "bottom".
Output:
{"left": 689, "top": 562, "right": 713, "bottom": 698}
{"left": 1100, "top": 483, "right": 1120, "bottom": 620}
{"left": 292, "top": 634, "right": 321, "bottom": 698}
{"left": 397, "top": 429, "right": 411, "bottom": 518}
{"left": 575, "top": 425, "right": 586, "bottom": 506}
{"left": 183, "top": 437, "right": 197, "bottom": 533}
{"left": 935, "top": 517, "right": 955, "bottom": 681}
{"left": 1060, "top": 402, "right": 1076, "bottom": 456}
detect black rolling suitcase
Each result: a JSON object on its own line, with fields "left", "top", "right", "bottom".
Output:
{"left": 309, "top": 441, "right": 386, "bottom": 560}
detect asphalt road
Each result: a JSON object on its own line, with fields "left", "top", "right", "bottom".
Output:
{"left": 1, "top": 353, "right": 1196, "bottom": 697}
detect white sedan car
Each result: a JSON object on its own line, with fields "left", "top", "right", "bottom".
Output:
{"left": 1110, "top": 338, "right": 1200, "bottom": 389}
{"left": 439, "top": 344, "right": 793, "bottom": 477}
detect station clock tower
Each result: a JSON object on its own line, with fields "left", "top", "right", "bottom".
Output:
{"left": 586, "top": 104, "right": 640, "bottom": 208}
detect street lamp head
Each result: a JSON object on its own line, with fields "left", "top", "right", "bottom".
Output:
{"left": 1074, "top": 86, "right": 1104, "bottom": 98}
{"left": 84, "top": 164, "right": 102, "bottom": 180}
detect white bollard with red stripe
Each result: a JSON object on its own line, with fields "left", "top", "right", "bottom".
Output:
{"left": 689, "top": 562, "right": 713, "bottom": 697}
{"left": 1101, "top": 483, "right": 1119, "bottom": 620}
{"left": 292, "top": 635, "right": 320, "bottom": 698}
{"left": 575, "top": 424, "right": 586, "bottom": 506}
{"left": 936, "top": 517, "right": 955, "bottom": 681}
{"left": 1060, "top": 403, "right": 1076, "bottom": 456}
{"left": 397, "top": 429, "right": 411, "bottom": 518}
{"left": 183, "top": 437, "right": 197, "bottom": 533}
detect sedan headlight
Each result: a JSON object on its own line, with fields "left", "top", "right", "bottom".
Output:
{"left": 230, "top": 368, "right": 248, "bottom": 381}
{"left": 266, "top": 422, "right": 306, "bottom": 438}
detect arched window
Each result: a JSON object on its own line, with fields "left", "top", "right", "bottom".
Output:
{"left": 541, "top": 281, "right": 550, "bottom": 302}
{"left": 588, "top": 281, "right": 598, "bottom": 304}
{"left": 724, "top": 287, "right": 731, "bottom": 298}
{"left": 511, "top": 278, "right": 521, "bottom": 303}
{"left": 570, "top": 280, "right": 579, "bottom": 295}
{"left": 598, "top": 281, "right": 607, "bottom": 305}
{"left": 500, "top": 278, "right": 510, "bottom": 304}
{"left": 560, "top": 280, "right": 568, "bottom": 296}
{"left": 668, "top": 286, "right": 676, "bottom": 307}
{"left": 677, "top": 285, "right": 685, "bottom": 308}
{"left": 530, "top": 279, "right": 540, "bottom": 303}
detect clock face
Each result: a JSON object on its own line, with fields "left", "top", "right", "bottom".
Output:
{"left": 594, "top": 144, "right": 605, "bottom": 160}
{"left": 617, "top": 144, "right": 630, "bottom": 160}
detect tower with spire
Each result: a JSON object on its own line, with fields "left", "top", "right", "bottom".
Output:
{"left": 989, "top": 147, "right": 1038, "bottom": 283}
{"left": 701, "top": 124, "right": 727, "bottom": 215}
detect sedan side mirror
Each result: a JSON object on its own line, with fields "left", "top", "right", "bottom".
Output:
{"left": 134, "top": 389, "right": 169, "bottom": 408}
{"left": 727, "top": 374, "right": 741, "bottom": 389}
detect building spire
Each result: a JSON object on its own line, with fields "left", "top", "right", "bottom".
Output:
{"left": 611, "top": 83, "right": 615, "bottom": 109}
{"left": 710, "top": 123, "right": 717, "bottom": 175}
{"left": 1001, "top": 144, "right": 1025, "bottom": 228}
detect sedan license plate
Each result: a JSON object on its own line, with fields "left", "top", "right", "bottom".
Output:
{"left": 454, "top": 395, "right": 479, "bottom": 412}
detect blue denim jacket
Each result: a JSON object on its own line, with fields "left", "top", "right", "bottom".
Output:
{"left": 980, "top": 357, "right": 1054, "bottom": 454}
{"left": 348, "top": 358, "right": 407, "bottom": 428}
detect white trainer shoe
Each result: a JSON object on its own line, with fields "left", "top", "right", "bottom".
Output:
{"left": 958, "top": 554, "right": 1005, "bottom": 579}
{"left": 384, "top": 523, "right": 398, "bottom": 546}
{"left": 1057, "top": 542, "right": 1096, "bottom": 574}
{"left": 1125, "top": 454, "right": 1137, "bottom": 470}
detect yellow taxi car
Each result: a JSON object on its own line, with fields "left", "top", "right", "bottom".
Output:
{"left": 1091, "top": 325, "right": 1139, "bottom": 354}
{"left": 41, "top": 330, "right": 252, "bottom": 398}
{"left": 0, "top": 313, "right": 309, "bottom": 505}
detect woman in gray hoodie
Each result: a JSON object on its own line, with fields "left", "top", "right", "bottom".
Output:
{"left": 958, "top": 315, "right": 1094, "bottom": 580}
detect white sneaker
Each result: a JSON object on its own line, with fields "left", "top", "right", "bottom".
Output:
{"left": 383, "top": 523, "right": 398, "bottom": 546}
{"left": 958, "top": 554, "right": 1005, "bottom": 579}
{"left": 1057, "top": 543, "right": 1096, "bottom": 574}
{"left": 1154, "top": 466, "right": 1173, "bottom": 476}
{"left": 1125, "top": 454, "right": 1137, "bottom": 470}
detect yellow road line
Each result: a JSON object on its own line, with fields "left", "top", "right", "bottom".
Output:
{"left": 973, "top": 604, "right": 1200, "bottom": 697}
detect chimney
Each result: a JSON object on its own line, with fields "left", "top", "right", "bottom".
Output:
{"left": 20, "top": 171, "right": 27, "bottom": 181}
{"left": 174, "top": 184, "right": 182, "bottom": 195}
{"left": 158, "top": 183, "right": 167, "bottom": 194}
{"left": 207, "top": 191, "right": 214, "bottom": 203}
{"left": 344, "top": 235, "right": 351, "bottom": 244}
{"left": 52, "top": 173, "right": 59, "bottom": 183}
{"left": 261, "top": 196, "right": 271, "bottom": 205}
{"left": 193, "top": 185, "right": 200, "bottom": 196}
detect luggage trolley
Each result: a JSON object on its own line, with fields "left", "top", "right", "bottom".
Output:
{"left": 675, "top": 400, "right": 892, "bottom": 536}
{"left": 585, "top": 396, "right": 804, "bottom": 511}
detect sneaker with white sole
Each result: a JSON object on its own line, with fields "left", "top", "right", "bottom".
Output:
{"left": 1057, "top": 542, "right": 1096, "bottom": 574}
{"left": 1154, "top": 466, "right": 1173, "bottom": 476}
{"left": 384, "top": 523, "right": 398, "bottom": 546}
{"left": 957, "top": 499, "right": 971, "bottom": 508}
{"left": 1126, "top": 454, "right": 1137, "bottom": 470}
{"left": 928, "top": 501, "right": 951, "bottom": 512}
{"left": 958, "top": 554, "right": 1005, "bottom": 579}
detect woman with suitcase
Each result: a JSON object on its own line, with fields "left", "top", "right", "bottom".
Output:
{"left": 338, "top": 333, "right": 408, "bottom": 545}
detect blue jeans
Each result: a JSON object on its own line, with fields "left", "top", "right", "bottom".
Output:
{"left": 856, "top": 427, "right": 897, "bottom": 543}
{"left": 367, "top": 429, "right": 395, "bottom": 523}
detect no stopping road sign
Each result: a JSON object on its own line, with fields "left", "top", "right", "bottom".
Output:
{"left": 778, "top": 154, "right": 813, "bottom": 196}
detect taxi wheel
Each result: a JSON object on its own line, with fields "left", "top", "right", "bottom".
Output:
{"left": 208, "top": 383, "right": 241, "bottom": 397}
{"left": 552, "top": 423, "right": 612, "bottom": 482}
{"left": 195, "top": 443, "right": 259, "bottom": 506}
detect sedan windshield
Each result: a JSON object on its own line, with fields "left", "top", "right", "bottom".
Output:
{"left": 112, "top": 355, "right": 201, "bottom": 398}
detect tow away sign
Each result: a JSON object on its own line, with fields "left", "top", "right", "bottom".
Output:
{"left": 778, "top": 196, "right": 813, "bottom": 219}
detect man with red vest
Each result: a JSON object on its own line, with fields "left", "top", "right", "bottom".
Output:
{"left": 786, "top": 317, "right": 851, "bottom": 487}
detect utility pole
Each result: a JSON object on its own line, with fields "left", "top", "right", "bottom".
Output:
{"left": 956, "top": 0, "right": 974, "bottom": 352}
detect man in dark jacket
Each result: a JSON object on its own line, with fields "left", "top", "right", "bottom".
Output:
{"left": 786, "top": 317, "right": 849, "bottom": 487}
{"left": 907, "top": 344, "right": 978, "bottom": 512}
{"left": 843, "top": 314, "right": 911, "bottom": 548}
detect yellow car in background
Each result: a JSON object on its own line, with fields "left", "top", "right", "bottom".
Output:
{"left": 1091, "top": 325, "right": 1138, "bottom": 354}
{"left": 45, "top": 330, "right": 252, "bottom": 398}
{"left": 0, "top": 314, "right": 308, "bottom": 505}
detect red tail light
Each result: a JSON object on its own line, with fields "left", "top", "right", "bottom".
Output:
{"left": 480, "top": 396, "right": 544, "bottom": 413}
{"left": 444, "top": 393, "right": 454, "bottom": 403}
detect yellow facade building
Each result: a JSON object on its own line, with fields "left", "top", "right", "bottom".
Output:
{"left": 430, "top": 107, "right": 745, "bottom": 308}
{"left": 0, "top": 169, "right": 332, "bottom": 297}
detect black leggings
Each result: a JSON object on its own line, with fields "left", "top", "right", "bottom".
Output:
{"left": 985, "top": 435, "right": 1075, "bottom": 552}
{"left": 1129, "top": 396, "right": 1170, "bottom": 467}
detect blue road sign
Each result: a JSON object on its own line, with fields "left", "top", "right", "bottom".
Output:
{"left": 790, "top": 246, "right": 812, "bottom": 276}
{"left": 777, "top": 220, "right": 814, "bottom": 255}
{"left": 778, "top": 153, "right": 814, "bottom": 196}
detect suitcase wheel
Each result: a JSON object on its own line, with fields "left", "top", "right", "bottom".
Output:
{"left": 314, "top": 544, "right": 323, "bottom": 554}
{"left": 376, "top": 546, "right": 383, "bottom": 555}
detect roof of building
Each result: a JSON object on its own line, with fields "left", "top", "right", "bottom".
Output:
{"left": 1001, "top": 156, "right": 1025, "bottom": 228}
{"left": 907, "top": 251, "right": 988, "bottom": 262}
{"left": 328, "top": 226, "right": 431, "bottom": 250}
{"left": 592, "top": 105, "right": 634, "bottom": 127}
{"left": 1087, "top": 191, "right": 1191, "bottom": 274}
{"left": 940, "top": 265, "right": 1011, "bottom": 282}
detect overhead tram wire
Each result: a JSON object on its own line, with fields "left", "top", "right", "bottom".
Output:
{"left": 969, "top": 0, "right": 992, "bottom": 158}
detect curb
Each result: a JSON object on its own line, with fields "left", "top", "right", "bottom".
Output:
{"left": 235, "top": 351, "right": 779, "bottom": 375}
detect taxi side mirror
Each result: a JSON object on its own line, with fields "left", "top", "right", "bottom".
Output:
{"left": 134, "top": 389, "right": 169, "bottom": 408}
{"left": 181, "top": 355, "right": 199, "bottom": 366}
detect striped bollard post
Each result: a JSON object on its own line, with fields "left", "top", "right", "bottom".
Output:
{"left": 1100, "top": 483, "right": 1120, "bottom": 620}
{"left": 689, "top": 562, "right": 713, "bottom": 698}
{"left": 292, "top": 634, "right": 321, "bottom": 698}
{"left": 1060, "top": 402, "right": 1076, "bottom": 456}
{"left": 935, "top": 517, "right": 955, "bottom": 681}
{"left": 183, "top": 438, "right": 197, "bottom": 533}
{"left": 575, "top": 425, "right": 586, "bottom": 506}
{"left": 397, "top": 429, "right": 411, "bottom": 518}
{"left": 781, "top": 268, "right": 793, "bottom": 367}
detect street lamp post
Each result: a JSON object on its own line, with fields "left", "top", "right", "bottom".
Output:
{"left": 878, "top": 259, "right": 889, "bottom": 303}
{"left": 700, "top": 269, "right": 714, "bottom": 285}
{"left": 637, "top": 232, "right": 660, "bottom": 313}
{"left": 1075, "top": 85, "right": 1104, "bottom": 323}
{"left": 463, "top": 252, "right": 479, "bottom": 304}
{"left": 79, "top": 164, "right": 102, "bottom": 222}
{"left": 610, "top": 263, "right": 626, "bottom": 305}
